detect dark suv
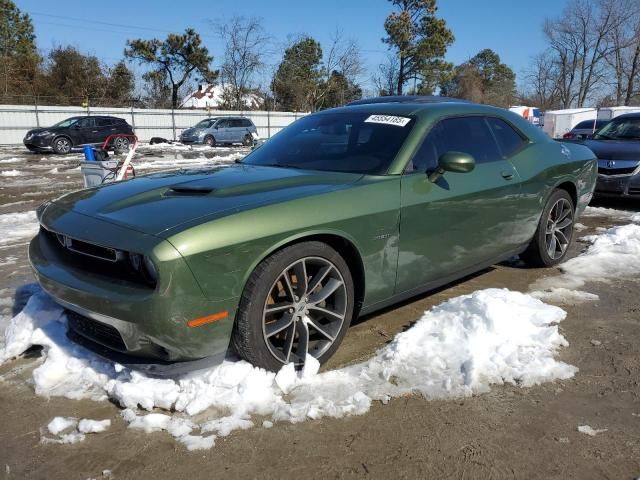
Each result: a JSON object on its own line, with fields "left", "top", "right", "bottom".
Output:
{"left": 23, "top": 116, "right": 134, "bottom": 154}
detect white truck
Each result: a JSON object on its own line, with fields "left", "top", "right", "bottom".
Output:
{"left": 597, "top": 106, "right": 640, "bottom": 120}
{"left": 542, "top": 108, "right": 597, "bottom": 139}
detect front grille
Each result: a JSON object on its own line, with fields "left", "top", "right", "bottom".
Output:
{"left": 628, "top": 186, "right": 640, "bottom": 195}
{"left": 598, "top": 167, "right": 637, "bottom": 176}
{"left": 54, "top": 232, "right": 123, "bottom": 262}
{"left": 67, "top": 310, "right": 127, "bottom": 351}
{"left": 41, "top": 227, "right": 156, "bottom": 289}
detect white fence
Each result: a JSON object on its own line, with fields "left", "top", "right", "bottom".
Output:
{"left": 0, "top": 104, "right": 307, "bottom": 145}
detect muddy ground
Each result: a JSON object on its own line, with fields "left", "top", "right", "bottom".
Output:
{"left": 0, "top": 146, "right": 638, "bottom": 480}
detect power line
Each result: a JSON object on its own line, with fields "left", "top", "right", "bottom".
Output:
{"left": 27, "top": 11, "right": 218, "bottom": 40}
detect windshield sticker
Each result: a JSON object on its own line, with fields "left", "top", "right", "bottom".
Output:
{"left": 364, "top": 115, "right": 411, "bottom": 127}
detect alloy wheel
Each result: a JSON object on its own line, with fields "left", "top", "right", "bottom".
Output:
{"left": 545, "top": 197, "right": 573, "bottom": 260}
{"left": 262, "top": 257, "right": 347, "bottom": 365}
{"left": 55, "top": 137, "right": 71, "bottom": 154}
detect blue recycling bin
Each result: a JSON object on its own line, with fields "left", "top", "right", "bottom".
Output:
{"left": 83, "top": 145, "right": 96, "bottom": 161}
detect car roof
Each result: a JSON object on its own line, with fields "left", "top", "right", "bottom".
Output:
{"left": 347, "top": 95, "right": 469, "bottom": 106}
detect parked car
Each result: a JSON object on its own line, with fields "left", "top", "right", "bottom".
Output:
{"left": 30, "top": 96, "right": 596, "bottom": 375}
{"left": 23, "top": 116, "right": 134, "bottom": 154}
{"left": 179, "top": 116, "right": 257, "bottom": 146}
{"left": 562, "top": 119, "right": 610, "bottom": 140}
{"left": 580, "top": 113, "right": 640, "bottom": 197}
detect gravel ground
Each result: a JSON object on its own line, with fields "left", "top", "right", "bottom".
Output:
{"left": 0, "top": 146, "right": 639, "bottom": 480}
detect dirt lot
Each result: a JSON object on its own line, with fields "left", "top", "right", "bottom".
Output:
{"left": 0, "top": 146, "right": 639, "bottom": 480}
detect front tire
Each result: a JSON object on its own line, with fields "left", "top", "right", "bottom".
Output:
{"left": 204, "top": 135, "right": 216, "bottom": 147}
{"left": 231, "top": 241, "right": 355, "bottom": 372}
{"left": 52, "top": 136, "right": 72, "bottom": 154}
{"left": 521, "top": 189, "right": 575, "bottom": 267}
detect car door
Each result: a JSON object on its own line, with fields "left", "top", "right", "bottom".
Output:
{"left": 95, "top": 118, "right": 115, "bottom": 144}
{"left": 74, "top": 117, "right": 98, "bottom": 145}
{"left": 228, "top": 119, "right": 243, "bottom": 143}
{"left": 396, "top": 115, "right": 523, "bottom": 294}
{"left": 214, "top": 119, "right": 230, "bottom": 143}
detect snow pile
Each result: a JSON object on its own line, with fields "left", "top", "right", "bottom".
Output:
{"left": 582, "top": 206, "right": 636, "bottom": 220}
{"left": 42, "top": 416, "right": 111, "bottom": 444}
{"left": 532, "top": 222, "right": 640, "bottom": 294}
{"left": 0, "top": 211, "right": 38, "bottom": 247}
{"left": 0, "top": 288, "right": 575, "bottom": 450}
{"left": 577, "top": 425, "right": 607, "bottom": 436}
{"left": 1, "top": 169, "right": 20, "bottom": 177}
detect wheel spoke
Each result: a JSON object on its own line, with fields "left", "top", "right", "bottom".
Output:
{"left": 309, "top": 278, "right": 343, "bottom": 304}
{"left": 294, "top": 320, "right": 309, "bottom": 362}
{"left": 556, "top": 217, "right": 573, "bottom": 229}
{"left": 265, "top": 302, "right": 294, "bottom": 314}
{"left": 309, "top": 305, "right": 345, "bottom": 322}
{"left": 280, "top": 269, "right": 296, "bottom": 300}
{"left": 555, "top": 229, "right": 569, "bottom": 246}
{"left": 556, "top": 205, "right": 571, "bottom": 222}
{"left": 307, "top": 265, "right": 332, "bottom": 294}
{"left": 265, "top": 313, "right": 295, "bottom": 338}
{"left": 292, "top": 260, "right": 308, "bottom": 296}
{"left": 547, "top": 234, "right": 557, "bottom": 258}
{"left": 305, "top": 317, "right": 335, "bottom": 342}
{"left": 282, "top": 322, "right": 296, "bottom": 362}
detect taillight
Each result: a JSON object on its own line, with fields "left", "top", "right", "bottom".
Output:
{"left": 563, "top": 132, "right": 576, "bottom": 139}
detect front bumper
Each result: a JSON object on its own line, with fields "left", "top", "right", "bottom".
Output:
{"left": 595, "top": 173, "right": 640, "bottom": 197}
{"left": 29, "top": 205, "right": 239, "bottom": 369}
{"left": 24, "top": 137, "right": 53, "bottom": 152}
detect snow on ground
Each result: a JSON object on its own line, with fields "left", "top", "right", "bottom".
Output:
{"left": 582, "top": 206, "right": 638, "bottom": 220}
{"left": 577, "top": 425, "right": 608, "bottom": 436}
{"left": 531, "top": 218, "right": 640, "bottom": 295}
{"left": 1, "top": 169, "right": 20, "bottom": 176}
{"left": 0, "top": 288, "right": 575, "bottom": 450}
{"left": 0, "top": 211, "right": 38, "bottom": 247}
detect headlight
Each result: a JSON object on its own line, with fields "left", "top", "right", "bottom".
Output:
{"left": 129, "top": 253, "right": 159, "bottom": 286}
{"left": 36, "top": 130, "right": 52, "bottom": 137}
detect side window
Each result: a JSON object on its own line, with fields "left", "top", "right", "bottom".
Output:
{"left": 231, "top": 119, "right": 243, "bottom": 128}
{"left": 486, "top": 117, "right": 526, "bottom": 158}
{"left": 77, "top": 117, "right": 95, "bottom": 128}
{"left": 216, "top": 119, "right": 229, "bottom": 128}
{"left": 242, "top": 119, "right": 253, "bottom": 128}
{"left": 408, "top": 127, "right": 440, "bottom": 172}
{"left": 96, "top": 118, "right": 112, "bottom": 127}
{"left": 437, "top": 117, "right": 501, "bottom": 164}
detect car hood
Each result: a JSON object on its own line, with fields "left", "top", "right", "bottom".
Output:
{"left": 25, "top": 127, "right": 59, "bottom": 136}
{"left": 582, "top": 139, "right": 640, "bottom": 160}
{"left": 181, "top": 128, "right": 197, "bottom": 136}
{"left": 50, "top": 165, "right": 363, "bottom": 236}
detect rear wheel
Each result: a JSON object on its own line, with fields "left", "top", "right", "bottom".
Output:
{"left": 204, "top": 135, "right": 216, "bottom": 147}
{"left": 521, "top": 189, "right": 575, "bottom": 267}
{"left": 242, "top": 134, "right": 253, "bottom": 147}
{"left": 52, "top": 136, "right": 72, "bottom": 154}
{"left": 113, "top": 137, "right": 130, "bottom": 153}
{"left": 231, "top": 241, "right": 355, "bottom": 372}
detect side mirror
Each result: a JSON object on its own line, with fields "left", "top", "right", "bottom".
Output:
{"left": 428, "top": 151, "right": 475, "bottom": 182}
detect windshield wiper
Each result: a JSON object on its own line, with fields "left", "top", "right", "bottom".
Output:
{"left": 260, "top": 163, "right": 303, "bottom": 169}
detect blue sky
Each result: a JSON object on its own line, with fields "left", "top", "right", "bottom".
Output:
{"left": 17, "top": 0, "right": 567, "bottom": 92}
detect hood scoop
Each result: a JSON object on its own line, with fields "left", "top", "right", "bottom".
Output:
{"left": 164, "top": 185, "right": 214, "bottom": 196}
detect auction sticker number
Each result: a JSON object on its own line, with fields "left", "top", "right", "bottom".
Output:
{"left": 365, "top": 115, "right": 411, "bottom": 127}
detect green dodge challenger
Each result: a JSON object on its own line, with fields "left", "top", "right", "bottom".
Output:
{"left": 29, "top": 96, "right": 597, "bottom": 375}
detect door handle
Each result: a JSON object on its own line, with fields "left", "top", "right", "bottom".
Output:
{"left": 501, "top": 171, "right": 514, "bottom": 180}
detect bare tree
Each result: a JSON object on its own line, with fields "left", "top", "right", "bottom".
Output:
{"left": 372, "top": 54, "right": 400, "bottom": 95}
{"left": 603, "top": 0, "right": 640, "bottom": 105}
{"left": 314, "top": 29, "right": 365, "bottom": 108}
{"left": 215, "top": 16, "right": 271, "bottom": 110}
{"left": 543, "top": 0, "right": 624, "bottom": 108}
{"left": 523, "top": 51, "right": 561, "bottom": 110}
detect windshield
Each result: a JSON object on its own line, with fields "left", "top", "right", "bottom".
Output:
{"left": 52, "top": 118, "right": 79, "bottom": 128}
{"left": 241, "top": 112, "right": 415, "bottom": 174}
{"left": 593, "top": 117, "right": 640, "bottom": 140}
{"left": 194, "top": 119, "right": 216, "bottom": 129}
